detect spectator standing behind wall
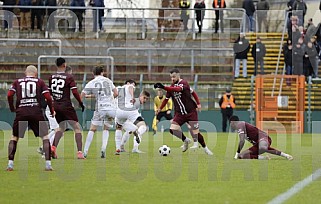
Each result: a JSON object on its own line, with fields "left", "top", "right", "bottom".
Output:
{"left": 179, "top": 0, "right": 190, "bottom": 31}
{"left": 2, "top": 0, "right": 16, "bottom": 30}
{"left": 45, "top": 0, "right": 57, "bottom": 32}
{"left": 91, "top": 0, "right": 105, "bottom": 32}
{"left": 233, "top": 33, "right": 250, "bottom": 78}
{"left": 292, "top": 0, "right": 307, "bottom": 26}
{"left": 242, "top": 0, "right": 255, "bottom": 32}
{"left": 305, "top": 37, "right": 320, "bottom": 79}
{"left": 71, "top": 0, "right": 86, "bottom": 32}
{"left": 31, "top": 0, "right": 45, "bottom": 31}
{"left": 251, "top": 37, "right": 266, "bottom": 76}
{"left": 292, "top": 37, "right": 305, "bottom": 75}
{"left": 194, "top": 0, "right": 205, "bottom": 34}
{"left": 283, "top": 39, "right": 293, "bottom": 86}
{"left": 213, "top": 0, "right": 226, "bottom": 33}
{"left": 256, "top": 0, "right": 269, "bottom": 32}
{"left": 305, "top": 18, "right": 316, "bottom": 42}
{"left": 18, "top": 0, "right": 32, "bottom": 31}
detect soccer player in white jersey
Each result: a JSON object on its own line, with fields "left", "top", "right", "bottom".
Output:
{"left": 115, "top": 80, "right": 150, "bottom": 154}
{"left": 81, "top": 66, "right": 118, "bottom": 158}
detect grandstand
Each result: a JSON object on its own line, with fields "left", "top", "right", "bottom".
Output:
{"left": 0, "top": 3, "right": 321, "bottom": 133}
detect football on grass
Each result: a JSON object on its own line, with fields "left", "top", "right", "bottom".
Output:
{"left": 159, "top": 145, "right": 171, "bottom": 156}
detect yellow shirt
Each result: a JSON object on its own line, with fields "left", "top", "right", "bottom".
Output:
{"left": 154, "top": 96, "right": 173, "bottom": 112}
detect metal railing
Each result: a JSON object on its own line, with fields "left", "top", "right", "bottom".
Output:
{"left": 37, "top": 55, "right": 114, "bottom": 80}
{"left": 0, "top": 6, "right": 246, "bottom": 38}
{"left": 106, "top": 47, "right": 233, "bottom": 76}
{"left": 0, "top": 38, "right": 62, "bottom": 55}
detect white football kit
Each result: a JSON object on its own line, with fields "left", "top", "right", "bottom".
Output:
{"left": 82, "top": 76, "right": 116, "bottom": 127}
{"left": 115, "top": 84, "right": 141, "bottom": 131}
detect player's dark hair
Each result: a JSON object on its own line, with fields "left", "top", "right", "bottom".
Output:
{"left": 229, "top": 115, "right": 239, "bottom": 122}
{"left": 56, "top": 57, "right": 66, "bottom": 67}
{"left": 93, "top": 66, "right": 104, "bottom": 75}
{"left": 142, "top": 90, "right": 150, "bottom": 97}
{"left": 125, "top": 79, "right": 136, "bottom": 85}
{"left": 65, "top": 66, "right": 72, "bottom": 74}
{"left": 170, "top": 68, "right": 180, "bottom": 74}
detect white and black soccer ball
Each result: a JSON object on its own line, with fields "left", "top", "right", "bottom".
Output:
{"left": 159, "top": 145, "right": 171, "bottom": 156}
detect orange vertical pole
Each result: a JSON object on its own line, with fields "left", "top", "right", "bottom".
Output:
{"left": 255, "top": 76, "right": 263, "bottom": 130}
{"left": 298, "top": 75, "right": 305, "bottom": 133}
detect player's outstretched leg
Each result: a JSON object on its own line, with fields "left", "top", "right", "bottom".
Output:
{"left": 101, "top": 129, "right": 109, "bottom": 158}
{"left": 170, "top": 128, "right": 191, "bottom": 152}
{"left": 7, "top": 138, "right": 18, "bottom": 171}
{"left": 197, "top": 132, "right": 213, "bottom": 155}
{"left": 84, "top": 131, "right": 94, "bottom": 158}
{"left": 43, "top": 138, "right": 53, "bottom": 171}
{"left": 267, "top": 147, "right": 293, "bottom": 160}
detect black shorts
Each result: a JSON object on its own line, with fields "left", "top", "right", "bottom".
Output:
{"left": 134, "top": 116, "right": 145, "bottom": 125}
{"left": 55, "top": 106, "right": 79, "bottom": 129}
{"left": 13, "top": 110, "right": 49, "bottom": 138}
{"left": 156, "top": 111, "right": 173, "bottom": 121}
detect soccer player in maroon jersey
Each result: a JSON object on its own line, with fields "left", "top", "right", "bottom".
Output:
{"left": 229, "top": 115, "right": 293, "bottom": 160}
{"left": 154, "top": 68, "right": 213, "bottom": 155}
{"left": 7, "top": 65, "right": 55, "bottom": 171}
{"left": 49, "top": 57, "right": 85, "bottom": 159}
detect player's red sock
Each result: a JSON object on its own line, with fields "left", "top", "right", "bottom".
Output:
{"left": 75, "top": 133, "right": 83, "bottom": 152}
{"left": 43, "top": 139, "right": 51, "bottom": 160}
{"left": 170, "top": 129, "right": 187, "bottom": 142}
{"left": 197, "top": 133, "right": 206, "bottom": 148}
{"left": 53, "top": 131, "right": 63, "bottom": 147}
{"left": 8, "top": 140, "right": 17, "bottom": 160}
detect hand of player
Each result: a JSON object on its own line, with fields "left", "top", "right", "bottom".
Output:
{"left": 80, "top": 102, "right": 85, "bottom": 112}
{"left": 234, "top": 152, "right": 239, "bottom": 159}
{"left": 154, "top": 83, "right": 165, "bottom": 89}
{"left": 196, "top": 104, "right": 201, "bottom": 112}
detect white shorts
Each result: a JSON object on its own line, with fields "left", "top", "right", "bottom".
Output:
{"left": 45, "top": 110, "right": 59, "bottom": 130}
{"left": 115, "top": 109, "right": 141, "bottom": 126}
{"left": 91, "top": 109, "right": 116, "bottom": 127}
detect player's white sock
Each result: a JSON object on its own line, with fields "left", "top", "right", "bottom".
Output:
{"left": 115, "top": 129, "right": 122, "bottom": 150}
{"left": 8, "top": 160, "right": 13, "bottom": 166}
{"left": 101, "top": 130, "right": 109, "bottom": 152}
{"left": 133, "top": 137, "right": 139, "bottom": 150}
{"left": 48, "top": 130, "right": 55, "bottom": 146}
{"left": 280, "top": 152, "right": 289, "bottom": 158}
{"left": 84, "top": 131, "right": 94, "bottom": 153}
{"left": 121, "top": 131, "right": 130, "bottom": 146}
{"left": 46, "top": 160, "right": 52, "bottom": 166}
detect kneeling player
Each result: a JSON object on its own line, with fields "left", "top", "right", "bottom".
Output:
{"left": 230, "top": 115, "right": 293, "bottom": 160}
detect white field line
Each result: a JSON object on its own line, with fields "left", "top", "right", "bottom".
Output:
{"left": 268, "top": 168, "right": 321, "bottom": 204}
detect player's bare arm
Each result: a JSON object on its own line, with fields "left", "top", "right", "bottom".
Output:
{"left": 235, "top": 133, "right": 246, "bottom": 159}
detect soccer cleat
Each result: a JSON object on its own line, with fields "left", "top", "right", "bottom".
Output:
{"left": 6, "top": 164, "right": 14, "bottom": 171}
{"left": 120, "top": 145, "right": 126, "bottom": 152}
{"left": 132, "top": 149, "right": 145, "bottom": 154}
{"left": 77, "top": 151, "right": 86, "bottom": 159}
{"left": 45, "top": 166, "right": 54, "bottom": 171}
{"left": 190, "top": 142, "right": 199, "bottom": 150}
{"left": 182, "top": 138, "right": 191, "bottom": 152}
{"left": 286, "top": 155, "right": 293, "bottom": 161}
{"left": 203, "top": 147, "right": 213, "bottom": 155}
{"left": 101, "top": 151, "right": 106, "bottom": 158}
{"left": 37, "top": 146, "right": 44, "bottom": 155}
{"left": 83, "top": 151, "right": 88, "bottom": 158}
{"left": 115, "top": 149, "right": 121, "bottom": 155}
{"left": 51, "top": 146, "right": 57, "bottom": 159}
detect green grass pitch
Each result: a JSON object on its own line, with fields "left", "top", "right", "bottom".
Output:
{"left": 0, "top": 130, "right": 321, "bottom": 204}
